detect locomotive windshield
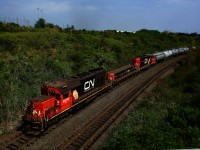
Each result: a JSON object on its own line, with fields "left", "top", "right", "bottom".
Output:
{"left": 49, "top": 90, "right": 61, "bottom": 100}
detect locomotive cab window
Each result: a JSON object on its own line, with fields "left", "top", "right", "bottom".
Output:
{"left": 49, "top": 90, "right": 55, "bottom": 96}
{"left": 63, "top": 94, "right": 68, "bottom": 99}
{"left": 63, "top": 91, "right": 69, "bottom": 99}
{"left": 56, "top": 94, "right": 61, "bottom": 100}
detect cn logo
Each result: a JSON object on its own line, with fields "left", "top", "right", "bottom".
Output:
{"left": 84, "top": 79, "right": 95, "bottom": 92}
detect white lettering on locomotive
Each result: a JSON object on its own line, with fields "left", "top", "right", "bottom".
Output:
{"left": 144, "top": 58, "right": 148, "bottom": 64}
{"left": 84, "top": 79, "right": 95, "bottom": 92}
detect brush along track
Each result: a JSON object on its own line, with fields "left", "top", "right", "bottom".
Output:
{"left": 57, "top": 56, "right": 184, "bottom": 150}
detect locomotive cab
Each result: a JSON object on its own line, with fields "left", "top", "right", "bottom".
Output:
{"left": 134, "top": 55, "right": 154, "bottom": 69}
{"left": 22, "top": 95, "right": 56, "bottom": 132}
{"left": 134, "top": 57, "right": 140, "bottom": 69}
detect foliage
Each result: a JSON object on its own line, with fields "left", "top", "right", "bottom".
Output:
{"left": 0, "top": 25, "right": 199, "bottom": 133}
{"left": 34, "top": 18, "right": 46, "bottom": 28}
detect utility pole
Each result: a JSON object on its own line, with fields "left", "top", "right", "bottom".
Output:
{"left": 37, "top": 8, "right": 40, "bottom": 19}
{"left": 41, "top": 9, "right": 43, "bottom": 18}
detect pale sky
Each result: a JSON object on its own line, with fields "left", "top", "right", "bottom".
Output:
{"left": 0, "top": 0, "right": 199, "bottom": 33}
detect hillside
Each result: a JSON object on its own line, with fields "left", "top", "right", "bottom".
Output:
{"left": 0, "top": 22, "right": 199, "bottom": 133}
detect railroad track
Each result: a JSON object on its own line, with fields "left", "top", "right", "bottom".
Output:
{"left": 57, "top": 56, "right": 185, "bottom": 150}
{"left": 0, "top": 55, "right": 184, "bottom": 150}
{"left": 0, "top": 114, "right": 76, "bottom": 150}
{"left": 0, "top": 133, "right": 34, "bottom": 150}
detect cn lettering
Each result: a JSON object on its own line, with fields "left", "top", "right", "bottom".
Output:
{"left": 84, "top": 79, "right": 95, "bottom": 92}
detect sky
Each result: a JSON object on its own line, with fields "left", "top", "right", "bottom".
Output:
{"left": 0, "top": 0, "right": 200, "bottom": 33}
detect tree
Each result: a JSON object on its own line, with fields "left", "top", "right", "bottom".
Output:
{"left": 35, "top": 18, "right": 46, "bottom": 28}
{"left": 46, "top": 23, "right": 54, "bottom": 28}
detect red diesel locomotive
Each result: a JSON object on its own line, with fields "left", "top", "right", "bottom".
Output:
{"left": 22, "top": 68, "right": 109, "bottom": 132}
{"left": 134, "top": 55, "right": 155, "bottom": 69}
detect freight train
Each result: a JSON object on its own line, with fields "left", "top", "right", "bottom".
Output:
{"left": 22, "top": 47, "right": 189, "bottom": 133}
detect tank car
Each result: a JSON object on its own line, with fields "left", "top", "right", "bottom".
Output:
{"left": 171, "top": 49, "right": 180, "bottom": 56}
{"left": 163, "top": 50, "right": 173, "bottom": 58}
{"left": 184, "top": 47, "right": 189, "bottom": 52}
{"left": 153, "top": 52, "right": 165, "bottom": 62}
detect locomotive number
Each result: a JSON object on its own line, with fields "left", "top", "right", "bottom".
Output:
{"left": 84, "top": 79, "right": 95, "bottom": 92}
